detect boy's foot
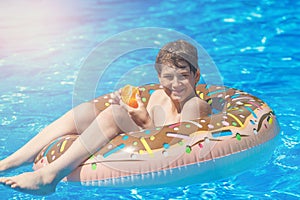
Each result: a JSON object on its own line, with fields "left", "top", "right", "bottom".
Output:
{"left": 0, "top": 170, "right": 57, "bottom": 196}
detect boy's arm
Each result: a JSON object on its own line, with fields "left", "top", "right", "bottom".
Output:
{"left": 181, "top": 97, "right": 211, "bottom": 121}
{"left": 119, "top": 92, "right": 155, "bottom": 130}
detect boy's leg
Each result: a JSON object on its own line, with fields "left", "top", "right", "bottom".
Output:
{"left": 79, "top": 104, "right": 140, "bottom": 152}
{"left": 0, "top": 102, "right": 101, "bottom": 172}
{"left": 0, "top": 105, "right": 139, "bottom": 195}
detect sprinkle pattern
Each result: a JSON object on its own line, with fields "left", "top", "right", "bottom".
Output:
{"left": 34, "top": 83, "right": 277, "bottom": 180}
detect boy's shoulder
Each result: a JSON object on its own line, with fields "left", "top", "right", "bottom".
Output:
{"left": 184, "top": 96, "right": 211, "bottom": 116}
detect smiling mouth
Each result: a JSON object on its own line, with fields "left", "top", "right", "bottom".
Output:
{"left": 172, "top": 89, "right": 185, "bottom": 95}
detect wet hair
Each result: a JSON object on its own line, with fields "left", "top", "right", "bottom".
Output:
{"left": 155, "top": 40, "right": 199, "bottom": 74}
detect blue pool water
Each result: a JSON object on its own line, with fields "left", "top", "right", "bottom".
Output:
{"left": 0, "top": 0, "right": 299, "bottom": 199}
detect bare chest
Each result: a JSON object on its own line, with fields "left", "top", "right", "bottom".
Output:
{"left": 147, "top": 89, "right": 182, "bottom": 126}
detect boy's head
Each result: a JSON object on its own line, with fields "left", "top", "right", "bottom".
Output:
{"left": 155, "top": 40, "right": 199, "bottom": 75}
{"left": 155, "top": 40, "right": 200, "bottom": 102}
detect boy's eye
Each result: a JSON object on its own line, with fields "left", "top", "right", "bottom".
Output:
{"left": 181, "top": 74, "right": 190, "bottom": 78}
{"left": 163, "top": 75, "right": 173, "bottom": 79}
{"left": 175, "top": 74, "right": 189, "bottom": 81}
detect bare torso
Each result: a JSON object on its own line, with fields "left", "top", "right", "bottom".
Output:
{"left": 146, "top": 89, "right": 209, "bottom": 127}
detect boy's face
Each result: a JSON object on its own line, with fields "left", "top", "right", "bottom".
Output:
{"left": 158, "top": 61, "right": 200, "bottom": 103}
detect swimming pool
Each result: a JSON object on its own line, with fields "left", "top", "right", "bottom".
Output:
{"left": 0, "top": 0, "right": 299, "bottom": 199}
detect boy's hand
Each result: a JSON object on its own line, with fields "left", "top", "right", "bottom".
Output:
{"left": 119, "top": 92, "right": 153, "bottom": 129}
{"left": 109, "top": 89, "right": 122, "bottom": 105}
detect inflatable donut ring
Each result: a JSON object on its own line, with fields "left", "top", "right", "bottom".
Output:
{"left": 33, "top": 84, "right": 280, "bottom": 187}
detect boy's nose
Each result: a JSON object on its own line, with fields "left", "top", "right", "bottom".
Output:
{"left": 172, "top": 76, "right": 181, "bottom": 87}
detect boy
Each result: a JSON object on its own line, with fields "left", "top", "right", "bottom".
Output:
{"left": 0, "top": 40, "right": 211, "bottom": 195}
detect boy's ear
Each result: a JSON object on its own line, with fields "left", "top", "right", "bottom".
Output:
{"left": 195, "top": 69, "right": 200, "bottom": 83}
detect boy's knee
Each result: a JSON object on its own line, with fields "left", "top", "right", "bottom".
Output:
{"left": 110, "top": 105, "right": 139, "bottom": 133}
{"left": 73, "top": 102, "right": 101, "bottom": 132}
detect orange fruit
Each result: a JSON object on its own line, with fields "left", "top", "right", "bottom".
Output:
{"left": 121, "top": 85, "right": 139, "bottom": 108}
